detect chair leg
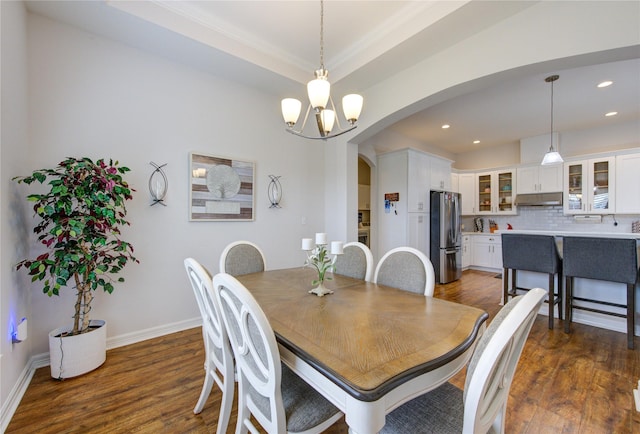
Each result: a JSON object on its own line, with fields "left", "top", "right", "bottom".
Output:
{"left": 564, "top": 277, "right": 572, "bottom": 334}
{"left": 194, "top": 368, "right": 214, "bottom": 414}
{"left": 628, "top": 283, "right": 635, "bottom": 350}
{"left": 216, "top": 373, "right": 235, "bottom": 434}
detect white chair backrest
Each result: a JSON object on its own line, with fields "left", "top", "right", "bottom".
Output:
{"left": 212, "top": 272, "right": 286, "bottom": 433}
{"left": 219, "top": 240, "right": 266, "bottom": 276}
{"left": 184, "top": 258, "right": 233, "bottom": 386}
{"left": 373, "top": 247, "right": 436, "bottom": 296}
{"left": 463, "top": 287, "right": 546, "bottom": 433}
{"left": 334, "top": 241, "right": 374, "bottom": 282}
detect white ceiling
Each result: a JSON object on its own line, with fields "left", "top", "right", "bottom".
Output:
{"left": 25, "top": 1, "right": 640, "bottom": 155}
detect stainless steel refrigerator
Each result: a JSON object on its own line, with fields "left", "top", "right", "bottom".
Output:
{"left": 430, "top": 191, "right": 462, "bottom": 284}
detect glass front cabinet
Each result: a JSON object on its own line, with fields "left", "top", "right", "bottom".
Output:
{"left": 564, "top": 157, "right": 615, "bottom": 214}
{"left": 476, "top": 169, "right": 516, "bottom": 215}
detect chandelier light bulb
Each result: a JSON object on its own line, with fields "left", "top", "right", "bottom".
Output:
{"left": 342, "top": 94, "right": 363, "bottom": 124}
{"left": 281, "top": 98, "right": 302, "bottom": 127}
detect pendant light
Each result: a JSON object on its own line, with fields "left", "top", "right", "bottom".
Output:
{"left": 281, "top": 0, "right": 364, "bottom": 140}
{"left": 541, "top": 74, "right": 564, "bottom": 165}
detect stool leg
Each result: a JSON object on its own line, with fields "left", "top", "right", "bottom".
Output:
{"left": 628, "top": 282, "right": 635, "bottom": 350}
{"left": 557, "top": 270, "right": 563, "bottom": 321}
{"left": 503, "top": 268, "right": 509, "bottom": 305}
{"left": 564, "top": 277, "right": 572, "bottom": 334}
{"left": 548, "top": 273, "right": 554, "bottom": 330}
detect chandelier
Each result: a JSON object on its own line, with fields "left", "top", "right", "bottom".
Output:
{"left": 541, "top": 74, "right": 564, "bottom": 165}
{"left": 281, "top": 0, "right": 364, "bottom": 140}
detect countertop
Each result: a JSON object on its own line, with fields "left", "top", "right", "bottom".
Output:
{"left": 494, "top": 229, "right": 640, "bottom": 239}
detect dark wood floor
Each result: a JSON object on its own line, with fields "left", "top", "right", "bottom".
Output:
{"left": 7, "top": 269, "right": 640, "bottom": 433}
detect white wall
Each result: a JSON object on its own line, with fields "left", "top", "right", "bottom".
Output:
{"left": 1, "top": 0, "right": 32, "bottom": 421}
{"left": 19, "top": 13, "right": 327, "bottom": 353}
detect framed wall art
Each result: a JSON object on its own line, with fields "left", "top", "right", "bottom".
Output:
{"left": 189, "top": 152, "right": 255, "bottom": 221}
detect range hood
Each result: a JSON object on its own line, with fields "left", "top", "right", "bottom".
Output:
{"left": 514, "top": 192, "right": 563, "bottom": 206}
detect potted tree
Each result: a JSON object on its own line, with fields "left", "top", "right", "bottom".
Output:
{"left": 14, "top": 157, "right": 138, "bottom": 379}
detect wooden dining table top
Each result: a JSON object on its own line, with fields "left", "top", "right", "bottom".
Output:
{"left": 236, "top": 267, "right": 489, "bottom": 402}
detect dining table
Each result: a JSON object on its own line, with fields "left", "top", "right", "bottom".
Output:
{"left": 236, "top": 267, "right": 489, "bottom": 434}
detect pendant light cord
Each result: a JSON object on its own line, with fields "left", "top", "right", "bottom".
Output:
{"left": 550, "top": 77, "right": 554, "bottom": 151}
{"left": 545, "top": 74, "right": 559, "bottom": 152}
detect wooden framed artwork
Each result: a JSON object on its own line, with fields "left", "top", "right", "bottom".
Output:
{"left": 189, "top": 152, "right": 255, "bottom": 221}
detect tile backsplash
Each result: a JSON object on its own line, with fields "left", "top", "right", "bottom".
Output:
{"left": 462, "top": 206, "right": 640, "bottom": 233}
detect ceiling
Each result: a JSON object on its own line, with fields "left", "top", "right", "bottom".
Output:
{"left": 25, "top": 1, "right": 640, "bottom": 155}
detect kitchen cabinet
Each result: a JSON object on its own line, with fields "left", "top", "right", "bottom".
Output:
{"left": 407, "top": 213, "right": 428, "bottom": 253}
{"left": 450, "top": 172, "right": 459, "bottom": 193}
{"left": 564, "top": 157, "right": 615, "bottom": 214}
{"left": 516, "top": 164, "right": 562, "bottom": 194}
{"left": 429, "top": 156, "right": 452, "bottom": 191}
{"left": 462, "top": 234, "right": 471, "bottom": 270}
{"left": 471, "top": 235, "right": 502, "bottom": 270}
{"left": 458, "top": 173, "right": 476, "bottom": 215}
{"left": 357, "top": 184, "right": 371, "bottom": 210}
{"left": 615, "top": 153, "right": 640, "bottom": 214}
{"left": 476, "top": 169, "right": 516, "bottom": 215}
{"left": 377, "top": 149, "right": 430, "bottom": 256}
{"left": 407, "top": 150, "right": 431, "bottom": 212}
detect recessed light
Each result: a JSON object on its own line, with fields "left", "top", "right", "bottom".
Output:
{"left": 473, "top": 140, "right": 480, "bottom": 144}
{"left": 605, "top": 111, "right": 618, "bottom": 117}
{"left": 441, "top": 124, "right": 450, "bottom": 129}
{"left": 597, "top": 80, "right": 613, "bottom": 88}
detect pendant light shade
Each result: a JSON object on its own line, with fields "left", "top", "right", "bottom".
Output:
{"left": 281, "top": 98, "right": 302, "bottom": 127}
{"left": 343, "top": 94, "right": 364, "bottom": 125}
{"left": 307, "top": 69, "right": 331, "bottom": 110}
{"left": 281, "top": 0, "right": 363, "bottom": 140}
{"left": 541, "top": 75, "right": 564, "bottom": 166}
{"left": 541, "top": 150, "right": 564, "bottom": 165}
{"left": 320, "top": 109, "right": 335, "bottom": 134}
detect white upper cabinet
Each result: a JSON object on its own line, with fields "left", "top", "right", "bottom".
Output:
{"left": 458, "top": 173, "right": 476, "bottom": 215}
{"left": 615, "top": 153, "right": 640, "bottom": 214}
{"left": 516, "top": 164, "right": 563, "bottom": 194}
{"left": 429, "top": 156, "right": 452, "bottom": 191}
{"left": 476, "top": 169, "right": 517, "bottom": 215}
{"left": 564, "top": 157, "right": 615, "bottom": 214}
{"left": 450, "top": 172, "right": 459, "bottom": 193}
{"left": 407, "top": 150, "right": 431, "bottom": 212}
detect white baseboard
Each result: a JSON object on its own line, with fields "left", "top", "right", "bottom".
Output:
{"left": 0, "top": 317, "right": 201, "bottom": 432}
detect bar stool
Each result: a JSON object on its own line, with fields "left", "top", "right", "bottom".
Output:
{"left": 563, "top": 237, "right": 637, "bottom": 350}
{"left": 502, "top": 233, "right": 562, "bottom": 329}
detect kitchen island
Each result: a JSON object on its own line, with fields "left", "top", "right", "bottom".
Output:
{"left": 496, "top": 229, "right": 639, "bottom": 338}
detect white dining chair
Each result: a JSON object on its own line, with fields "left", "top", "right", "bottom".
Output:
{"left": 373, "top": 247, "right": 436, "bottom": 296}
{"left": 380, "top": 287, "right": 547, "bottom": 434}
{"left": 333, "top": 241, "right": 374, "bottom": 281}
{"left": 212, "top": 272, "right": 344, "bottom": 434}
{"left": 183, "top": 258, "right": 235, "bottom": 434}
{"left": 219, "top": 240, "right": 266, "bottom": 276}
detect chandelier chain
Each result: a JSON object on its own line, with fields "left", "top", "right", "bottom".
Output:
{"left": 319, "top": 0, "right": 324, "bottom": 69}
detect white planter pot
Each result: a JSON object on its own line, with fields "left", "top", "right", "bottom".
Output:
{"left": 48, "top": 320, "right": 107, "bottom": 379}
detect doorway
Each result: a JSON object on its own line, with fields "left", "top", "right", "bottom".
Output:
{"left": 357, "top": 157, "right": 371, "bottom": 248}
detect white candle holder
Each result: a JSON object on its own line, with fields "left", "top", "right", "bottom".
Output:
{"left": 302, "top": 233, "right": 344, "bottom": 296}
